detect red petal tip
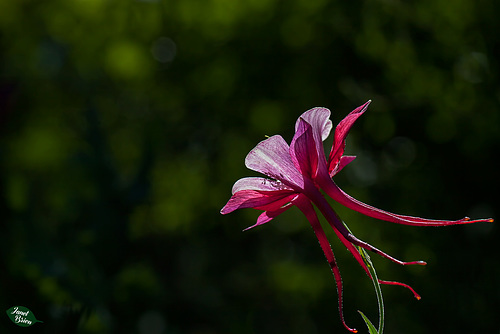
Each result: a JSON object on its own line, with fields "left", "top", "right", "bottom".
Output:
{"left": 405, "top": 260, "right": 427, "bottom": 265}
{"left": 416, "top": 295, "right": 422, "bottom": 300}
{"left": 488, "top": 218, "right": 494, "bottom": 222}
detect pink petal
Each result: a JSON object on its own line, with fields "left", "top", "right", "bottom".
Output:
{"left": 330, "top": 155, "right": 356, "bottom": 176}
{"left": 295, "top": 107, "right": 332, "bottom": 179}
{"left": 243, "top": 204, "right": 293, "bottom": 231}
{"left": 290, "top": 118, "right": 318, "bottom": 179}
{"left": 245, "top": 135, "right": 304, "bottom": 190}
{"left": 220, "top": 189, "right": 296, "bottom": 215}
{"left": 328, "top": 101, "right": 370, "bottom": 175}
{"left": 295, "top": 107, "right": 333, "bottom": 142}
{"left": 231, "top": 177, "right": 294, "bottom": 194}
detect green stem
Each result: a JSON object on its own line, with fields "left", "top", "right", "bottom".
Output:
{"left": 359, "top": 246, "right": 384, "bottom": 334}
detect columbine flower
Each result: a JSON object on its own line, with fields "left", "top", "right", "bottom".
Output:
{"left": 221, "top": 101, "right": 493, "bottom": 332}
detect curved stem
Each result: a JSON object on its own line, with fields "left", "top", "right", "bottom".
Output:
{"left": 359, "top": 246, "right": 384, "bottom": 334}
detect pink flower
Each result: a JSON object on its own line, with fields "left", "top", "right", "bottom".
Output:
{"left": 221, "top": 101, "right": 493, "bottom": 332}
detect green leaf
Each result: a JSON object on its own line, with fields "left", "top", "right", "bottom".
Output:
{"left": 358, "top": 310, "right": 379, "bottom": 334}
{"left": 5, "top": 306, "right": 43, "bottom": 327}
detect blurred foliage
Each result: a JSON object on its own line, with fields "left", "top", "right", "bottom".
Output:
{"left": 0, "top": 0, "right": 499, "bottom": 333}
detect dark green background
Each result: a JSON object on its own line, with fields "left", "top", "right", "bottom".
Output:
{"left": 1, "top": 0, "right": 498, "bottom": 333}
